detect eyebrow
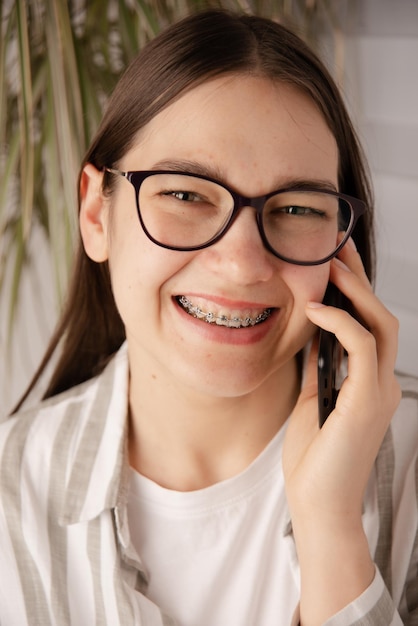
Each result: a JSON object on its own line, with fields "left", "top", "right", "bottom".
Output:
{"left": 150, "top": 158, "right": 339, "bottom": 194}
{"left": 151, "top": 159, "right": 225, "bottom": 181}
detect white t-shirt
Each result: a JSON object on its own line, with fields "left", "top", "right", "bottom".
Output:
{"left": 127, "top": 424, "right": 301, "bottom": 626}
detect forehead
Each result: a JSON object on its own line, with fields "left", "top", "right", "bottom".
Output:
{"left": 125, "top": 75, "right": 339, "bottom": 194}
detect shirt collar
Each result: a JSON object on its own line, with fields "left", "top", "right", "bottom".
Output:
{"left": 59, "top": 343, "right": 130, "bottom": 526}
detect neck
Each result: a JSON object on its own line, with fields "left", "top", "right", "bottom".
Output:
{"left": 128, "top": 356, "right": 300, "bottom": 491}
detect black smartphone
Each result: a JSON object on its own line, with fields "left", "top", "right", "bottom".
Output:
{"left": 317, "top": 283, "right": 343, "bottom": 427}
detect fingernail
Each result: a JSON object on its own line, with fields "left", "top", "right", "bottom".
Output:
{"left": 347, "top": 237, "right": 357, "bottom": 250}
{"left": 333, "top": 258, "right": 350, "bottom": 271}
{"left": 306, "top": 301, "right": 326, "bottom": 308}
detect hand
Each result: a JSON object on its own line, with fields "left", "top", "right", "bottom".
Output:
{"left": 282, "top": 239, "right": 401, "bottom": 625}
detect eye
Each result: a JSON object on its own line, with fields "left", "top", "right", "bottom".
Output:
{"left": 163, "top": 190, "right": 204, "bottom": 202}
{"left": 281, "top": 205, "right": 325, "bottom": 217}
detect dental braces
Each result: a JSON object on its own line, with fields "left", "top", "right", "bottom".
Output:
{"left": 178, "top": 296, "right": 271, "bottom": 328}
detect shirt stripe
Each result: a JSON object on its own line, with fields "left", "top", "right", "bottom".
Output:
{"left": 47, "top": 406, "right": 77, "bottom": 624}
{"left": 350, "top": 585, "right": 395, "bottom": 626}
{"left": 374, "top": 427, "right": 395, "bottom": 593}
{"left": 405, "top": 389, "right": 418, "bottom": 619}
{"left": 2, "top": 415, "right": 53, "bottom": 625}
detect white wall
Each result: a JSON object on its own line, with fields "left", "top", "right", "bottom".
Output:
{"left": 1, "top": 0, "right": 417, "bottom": 419}
{"left": 0, "top": 226, "right": 57, "bottom": 419}
{"left": 342, "top": 0, "right": 418, "bottom": 376}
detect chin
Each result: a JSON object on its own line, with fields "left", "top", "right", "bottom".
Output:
{"left": 179, "top": 361, "right": 278, "bottom": 400}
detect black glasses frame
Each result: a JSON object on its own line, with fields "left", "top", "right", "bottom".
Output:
{"left": 104, "top": 167, "right": 366, "bottom": 266}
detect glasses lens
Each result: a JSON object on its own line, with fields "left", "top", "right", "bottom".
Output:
{"left": 138, "top": 173, "right": 233, "bottom": 249}
{"left": 262, "top": 190, "right": 353, "bottom": 263}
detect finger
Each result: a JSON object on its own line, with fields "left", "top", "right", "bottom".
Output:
{"left": 329, "top": 258, "right": 399, "bottom": 372}
{"left": 305, "top": 302, "right": 400, "bottom": 428}
{"left": 336, "top": 237, "right": 372, "bottom": 290}
{"left": 306, "top": 303, "right": 377, "bottom": 389}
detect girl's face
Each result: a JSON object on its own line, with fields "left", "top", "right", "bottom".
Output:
{"left": 83, "top": 75, "right": 339, "bottom": 399}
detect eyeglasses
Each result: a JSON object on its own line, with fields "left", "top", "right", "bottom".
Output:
{"left": 104, "top": 168, "right": 366, "bottom": 266}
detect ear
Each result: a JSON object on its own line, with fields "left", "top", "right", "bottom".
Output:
{"left": 79, "top": 163, "right": 110, "bottom": 262}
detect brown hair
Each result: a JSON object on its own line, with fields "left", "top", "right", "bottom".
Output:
{"left": 14, "top": 9, "right": 374, "bottom": 410}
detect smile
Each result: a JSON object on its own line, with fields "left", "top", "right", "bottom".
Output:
{"left": 177, "top": 296, "right": 272, "bottom": 329}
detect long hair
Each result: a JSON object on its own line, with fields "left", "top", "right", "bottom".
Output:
{"left": 14, "top": 9, "right": 374, "bottom": 410}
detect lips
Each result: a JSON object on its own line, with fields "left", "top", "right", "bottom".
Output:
{"left": 176, "top": 295, "right": 272, "bottom": 329}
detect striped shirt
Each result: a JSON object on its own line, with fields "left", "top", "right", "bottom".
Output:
{"left": 0, "top": 343, "right": 417, "bottom": 625}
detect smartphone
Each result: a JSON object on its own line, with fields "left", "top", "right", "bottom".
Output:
{"left": 317, "top": 283, "right": 343, "bottom": 427}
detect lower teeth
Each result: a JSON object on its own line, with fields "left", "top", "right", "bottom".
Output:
{"left": 178, "top": 296, "right": 271, "bottom": 328}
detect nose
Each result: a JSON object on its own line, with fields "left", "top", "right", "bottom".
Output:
{"left": 200, "top": 206, "right": 276, "bottom": 285}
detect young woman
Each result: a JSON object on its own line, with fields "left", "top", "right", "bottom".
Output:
{"left": 1, "top": 10, "right": 417, "bottom": 626}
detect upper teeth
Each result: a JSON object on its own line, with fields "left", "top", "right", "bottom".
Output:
{"left": 178, "top": 296, "right": 271, "bottom": 328}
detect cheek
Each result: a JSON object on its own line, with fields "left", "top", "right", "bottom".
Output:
{"left": 283, "top": 264, "right": 330, "bottom": 307}
{"left": 106, "top": 220, "right": 139, "bottom": 298}
{"left": 106, "top": 222, "right": 192, "bottom": 328}
{"left": 290, "top": 265, "right": 330, "bottom": 348}
{"left": 308, "top": 267, "right": 330, "bottom": 303}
